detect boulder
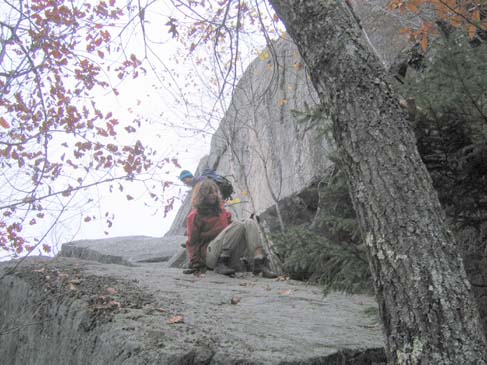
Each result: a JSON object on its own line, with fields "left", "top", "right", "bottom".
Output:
{"left": 60, "top": 235, "right": 185, "bottom": 266}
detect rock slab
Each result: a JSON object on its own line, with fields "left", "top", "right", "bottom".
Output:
{"left": 60, "top": 235, "right": 185, "bottom": 266}
{"left": 0, "top": 257, "right": 386, "bottom": 364}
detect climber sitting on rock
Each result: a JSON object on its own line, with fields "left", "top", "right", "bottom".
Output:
{"left": 184, "top": 179, "right": 277, "bottom": 279}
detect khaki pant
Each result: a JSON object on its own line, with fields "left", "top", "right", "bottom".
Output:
{"left": 206, "top": 219, "right": 263, "bottom": 270}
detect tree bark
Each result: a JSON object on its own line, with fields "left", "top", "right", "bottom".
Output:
{"left": 268, "top": 0, "right": 487, "bottom": 363}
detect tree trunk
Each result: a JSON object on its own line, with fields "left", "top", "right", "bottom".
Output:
{"left": 268, "top": 0, "right": 487, "bottom": 363}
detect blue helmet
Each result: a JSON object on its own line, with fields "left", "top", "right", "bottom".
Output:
{"left": 179, "top": 170, "right": 193, "bottom": 181}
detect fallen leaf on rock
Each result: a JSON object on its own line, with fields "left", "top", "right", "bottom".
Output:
{"left": 230, "top": 296, "right": 241, "bottom": 305}
{"left": 155, "top": 307, "right": 166, "bottom": 313}
{"left": 278, "top": 289, "right": 292, "bottom": 296}
{"left": 108, "top": 300, "right": 121, "bottom": 309}
{"left": 94, "top": 295, "right": 110, "bottom": 305}
{"left": 276, "top": 275, "right": 289, "bottom": 281}
{"left": 239, "top": 282, "right": 255, "bottom": 287}
{"left": 167, "top": 315, "right": 184, "bottom": 324}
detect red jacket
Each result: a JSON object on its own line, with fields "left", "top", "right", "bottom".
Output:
{"left": 186, "top": 206, "right": 232, "bottom": 268}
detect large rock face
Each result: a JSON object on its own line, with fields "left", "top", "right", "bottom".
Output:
{"left": 208, "top": 39, "right": 328, "bottom": 214}
{"left": 168, "top": 39, "right": 330, "bottom": 236}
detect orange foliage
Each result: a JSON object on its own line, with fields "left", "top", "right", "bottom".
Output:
{"left": 388, "top": 0, "right": 487, "bottom": 50}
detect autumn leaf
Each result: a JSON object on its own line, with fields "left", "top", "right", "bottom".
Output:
{"left": 62, "top": 187, "right": 73, "bottom": 197}
{"left": 387, "top": 0, "right": 403, "bottom": 10}
{"left": 405, "top": 0, "right": 419, "bottom": 13}
{"left": 108, "top": 300, "right": 121, "bottom": 309}
{"left": 171, "top": 158, "right": 181, "bottom": 168}
{"left": 420, "top": 36, "right": 428, "bottom": 51}
{"left": 389, "top": 0, "right": 483, "bottom": 50}
{"left": 472, "top": 9, "right": 481, "bottom": 23}
{"left": 0, "top": 117, "right": 10, "bottom": 129}
{"left": 450, "top": 15, "right": 463, "bottom": 28}
{"left": 239, "top": 282, "right": 255, "bottom": 287}
{"left": 278, "top": 289, "right": 292, "bottom": 296}
{"left": 292, "top": 62, "right": 303, "bottom": 70}
{"left": 166, "top": 17, "right": 179, "bottom": 38}
{"left": 277, "top": 98, "right": 288, "bottom": 107}
{"left": 52, "top": 49, "right": 63, "bottom": 59}
{"left": 164, "top": 197, "right": 175, "bottom": 217}
{"left": 167, "top": 315, "right": 184, "bottom": 324}
{"left": 276, "top": 275, "right": 289, "bottom": 281}
{"left": 258, "top": 50, "right": 270, "bottom": 60}
{"left": 468, "top": 24, "right": 477, "bottom": 40}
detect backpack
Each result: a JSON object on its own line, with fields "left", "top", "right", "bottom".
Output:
{"left": 201, "top": 168, "right": 234, "bottom": 200}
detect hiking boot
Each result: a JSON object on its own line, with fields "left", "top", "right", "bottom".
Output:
{"left": 240, "top": 257, "right": 251, "bottom": 272}
{"left": 183, "top": 268, "right": 197, "bottom": 275}
{"left": 215, "top": 255, "right": 235, "bottom": 276}
{"left": 253, "top": 257, "right": 277, "bottom": 279}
